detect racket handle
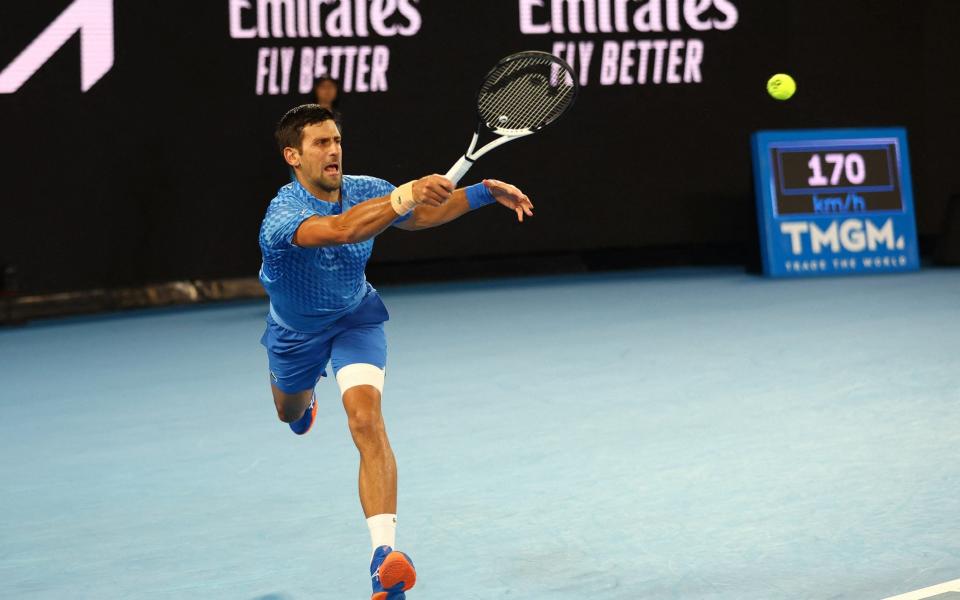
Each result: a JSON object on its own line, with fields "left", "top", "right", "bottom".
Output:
{"left": 444, "top": 156, "right": 473, "bottom": 186}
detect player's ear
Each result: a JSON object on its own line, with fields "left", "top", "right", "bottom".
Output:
{"left": 283, "top": 146, "right": 301, "bottom": 168}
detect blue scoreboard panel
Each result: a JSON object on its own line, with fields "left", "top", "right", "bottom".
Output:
{"left": 751, "top": 128, "right": 919, "bottom": 277}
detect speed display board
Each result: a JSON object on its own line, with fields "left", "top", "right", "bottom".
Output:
{"left": 751, "top": 128, "right": 919, "bottom": 278}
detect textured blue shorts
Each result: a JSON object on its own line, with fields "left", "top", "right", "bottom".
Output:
{"left": 260, "top": 292, "right": 389, "bottom": 394}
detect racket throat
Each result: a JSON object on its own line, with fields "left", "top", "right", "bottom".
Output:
{"left": 444, "top": 131, "right": 480, "bottom": 185}
{"left": 445, "top": 129, "right": 534, "bottom": 185}
{"left": 445, "top": 155, "right": 476, "bottom": 186}
{"left": 464, "top": 130, "right": 480, "bottom": 159}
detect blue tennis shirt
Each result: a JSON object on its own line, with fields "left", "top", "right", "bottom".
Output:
{"left": 258, "top": 175, "right": 406, "bottom": 333}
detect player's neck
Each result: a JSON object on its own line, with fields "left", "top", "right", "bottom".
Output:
{"left": 298, "top": 176, "right": 340, "bottom": 203}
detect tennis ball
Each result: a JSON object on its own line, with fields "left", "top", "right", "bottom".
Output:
{"left": 767, "top": 73, "right": 796, "bottom": 101}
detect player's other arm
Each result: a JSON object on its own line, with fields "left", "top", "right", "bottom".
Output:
{"left": 294, "top": 175, "right": 453, "bottom": 247}
{"left": 394, "top": 179, "right": 534, "bottom": 231}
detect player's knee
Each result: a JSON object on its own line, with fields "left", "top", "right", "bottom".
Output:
{"left": 276, "top": 404, "right": 300, "bottom": 423}
{"left": 347, "top": 406, "right": 383, "bottom": 438}
{"left": 273, "top": 392, "right": 312, "bottom": 423}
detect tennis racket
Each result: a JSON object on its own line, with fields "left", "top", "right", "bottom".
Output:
{"left": 444, "top": 51, "right": 579, "bottom": 185}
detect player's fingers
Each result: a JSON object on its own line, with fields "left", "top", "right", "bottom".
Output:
{"left": 433, "top": 181, "right": 453, "bottom": 197}
{"left": 426, "top": 186, "right": 449, "bottom": 204}
{"left": 434, "top": 176, "right": 455, "bottom": 192}
{"left": 420, "top": 187, "right": 442, "bottom": 204}
{"left": 516, "top": 206, "right": 524, "bottom": 222}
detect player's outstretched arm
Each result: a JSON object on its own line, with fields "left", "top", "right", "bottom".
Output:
{"left": 394, "top": 179, "right": 534, "bottom": 231}
{"left": 293, "top": 175, "right": 453, "bottom": 247}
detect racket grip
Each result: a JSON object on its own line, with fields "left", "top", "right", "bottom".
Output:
{"left": 444, "top": 156, "right": 473, "bottom": 186}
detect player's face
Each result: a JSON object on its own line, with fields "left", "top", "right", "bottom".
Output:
{"left": 298, "top": 120, "right": 342, "bottom": 192}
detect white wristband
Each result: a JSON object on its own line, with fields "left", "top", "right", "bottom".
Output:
{"left": 390, "top": 181, "right": 417, "bottom": 216}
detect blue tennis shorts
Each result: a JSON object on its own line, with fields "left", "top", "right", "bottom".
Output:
{"left": 260, "top": 292, "right": 389, "bottom": 394}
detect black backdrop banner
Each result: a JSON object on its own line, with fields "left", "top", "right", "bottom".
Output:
{"left": 1, "top": 0, "right": 958, "bottom": 294}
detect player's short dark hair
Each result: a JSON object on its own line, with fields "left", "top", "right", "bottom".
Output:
{"left": 275, "top": 104, "right": 336, "bottom": 153}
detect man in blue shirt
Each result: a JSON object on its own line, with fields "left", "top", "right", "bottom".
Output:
{"left": 259, "top": 105, "right": 533, "bottom": 600}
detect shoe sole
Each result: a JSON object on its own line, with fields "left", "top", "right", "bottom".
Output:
{"left": 378, "top": 551, "right": 416, "bottom": 591}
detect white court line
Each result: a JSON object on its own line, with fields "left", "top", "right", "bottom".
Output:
{"left": 883, "top": 578, "right": 960, "bottom": 600}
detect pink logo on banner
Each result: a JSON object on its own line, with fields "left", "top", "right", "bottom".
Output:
{"left": 0, "top": 0, "right": 114, "bottom": 93}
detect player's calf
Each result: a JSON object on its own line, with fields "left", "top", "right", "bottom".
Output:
{"left": 271, "top": 385, "right": 317, "bottom": 435}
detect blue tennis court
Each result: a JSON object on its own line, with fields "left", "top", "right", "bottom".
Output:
{"left": 2, "top": 268, "right": 958, "bottom": 599}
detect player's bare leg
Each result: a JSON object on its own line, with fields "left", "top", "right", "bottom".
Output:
{"left": 342, "top": 384, "right": 415, "bottom": 598}
{"left": 342, "top": 385, "right": 398, "bottom": 516}
{"left": 271, "top": 384, "right": 317, "bottom": 434}
{"left": 270, "top": 385, "right": 312, "bottom": 421}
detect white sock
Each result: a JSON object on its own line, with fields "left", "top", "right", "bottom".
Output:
{"left": 367, "top": 513, "right": 397, "bottom": 554}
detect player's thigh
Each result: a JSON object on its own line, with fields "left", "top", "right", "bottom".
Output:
{"left": 330, "top": 323, "right": 387, "bottom": 393}
{"left": 260, "top": 320, "right": 333, "bottom": 415}
{"left": 330, "top": 323, "right": 387, "bottom": 425}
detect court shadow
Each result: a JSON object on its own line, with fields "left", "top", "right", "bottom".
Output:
{"left": 250, "top": 594, "right": 293, "bottom": 600}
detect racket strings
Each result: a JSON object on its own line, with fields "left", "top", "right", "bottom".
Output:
{"left": 512, "top": 79, "right": 574, "bottom": 130}
{"left": 494, "top": 64, "right": 565, "bottom": 126}
{"left": 480, "top": 79, "right": 571, "bottom": 131}
{"left": 483, "top": 57, "right": 561, "bottom": 120}
{"left": 478, "top": 55, "right": 575, "bottom": 132}
{"left": 479, "top": 59, "right": 569, "bottom": 128}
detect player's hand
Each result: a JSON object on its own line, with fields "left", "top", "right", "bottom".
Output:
{"left": 413, "top": 175, "right": 454, "bottom": 207}
{"left": 483, "top": 179, "right": 534, "bottom": 222}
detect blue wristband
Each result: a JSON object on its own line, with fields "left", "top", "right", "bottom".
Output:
{"left": 465, "top": 183, "right": 496, "bottom": 210}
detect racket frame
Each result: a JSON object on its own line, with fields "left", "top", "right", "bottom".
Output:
{"left": 445, "top": 128, "right": 534, "bottom": 185}
{"left": 444, "top": 51, "right": 576, "bottom": 185}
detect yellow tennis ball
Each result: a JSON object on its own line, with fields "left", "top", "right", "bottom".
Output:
{"left": 767, "top": 73, "right": 796, "bottom": 101}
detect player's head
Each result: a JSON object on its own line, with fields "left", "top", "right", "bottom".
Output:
{"left": 276, "top": 104, "right": 342, "bottom": 193}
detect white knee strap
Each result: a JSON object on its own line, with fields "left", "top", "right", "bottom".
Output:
{"left": 336, "top": 363, "right": 385, "bottom": 395}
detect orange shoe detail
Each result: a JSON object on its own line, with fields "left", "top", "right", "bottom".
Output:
{"left": 378, "top": 552, "right": 417, "bottom": 592}
{"left": 371, "top": 593, "right": 388, "bottom": 600}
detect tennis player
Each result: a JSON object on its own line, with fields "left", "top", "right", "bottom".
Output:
{"left": 258, "top": 104, "right": 533, "bottom": 600}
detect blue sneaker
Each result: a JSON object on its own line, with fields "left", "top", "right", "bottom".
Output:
{"left": 370, "top": 545, "right": 416, "bottom": 600}
{"left": 288, "top": 396, "right": 317, "bottom": 435}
